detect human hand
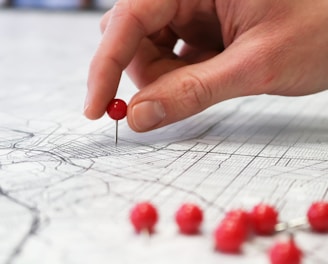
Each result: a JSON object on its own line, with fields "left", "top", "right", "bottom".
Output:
{"left": 85, "top": 0, "right": 328, "bottom": 132}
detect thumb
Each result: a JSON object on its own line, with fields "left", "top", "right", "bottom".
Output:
{"left": 127, "top": 39, "right": 276, "bottom": 132}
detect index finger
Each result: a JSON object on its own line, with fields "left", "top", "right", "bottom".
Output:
{"left": 85, "top": 0, "right": 178, "bottom": 119}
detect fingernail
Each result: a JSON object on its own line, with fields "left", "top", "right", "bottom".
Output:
{"left": 132, "top": 101, "right": 166, "bottom": 131}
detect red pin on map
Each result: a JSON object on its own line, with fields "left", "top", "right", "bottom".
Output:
{"left": 175, "top": 203, "right": 203, "bottom": 235}
{"left": 269, "top": 234, "right": 303, "bottom": 264}
{"left": 106, "top": 99, "right": 127, "bottom": 145}
{"left": 130, "top": 202, "right": 158, "bottom": 235}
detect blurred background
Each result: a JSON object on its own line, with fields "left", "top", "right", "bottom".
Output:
{"left": 0, "top": 0, "right": 116, "bottom": 10}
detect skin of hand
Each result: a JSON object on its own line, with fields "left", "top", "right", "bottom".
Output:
{"left": 85, "top": 0, "right": 328, "bottom": 132}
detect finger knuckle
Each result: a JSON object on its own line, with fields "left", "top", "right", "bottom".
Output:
{"left": 175, "top": 73, "right": 212, "bottom": 112}
{"left": 110, "top": 0, "right": 148, "bottom": 36}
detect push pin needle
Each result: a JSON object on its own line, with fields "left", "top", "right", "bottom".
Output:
{"left": 115, "top": 120, "right": 118, "bottom": 145}
{"left": 106, "top": 99, "right": 127, "bottom": 145}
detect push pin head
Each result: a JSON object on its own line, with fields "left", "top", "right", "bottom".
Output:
{"left": 130, "top": 202, "right": 158, "bottom": 234}
{"left": 250, "top": 203, "right": 278, "bottom": 235}
{"left": 307, "top": 201, "right": 328, "bottom": 232}
{"left": 106, "top": 98, "right": 127, "bottom": 145}
{"left": 269, "top": 233, "right": 303, "bottom": 264}
{"left": 175, "top": 203, "right": 203, "bottom": 235}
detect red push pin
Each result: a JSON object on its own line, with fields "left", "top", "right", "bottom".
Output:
{"left": 307, "top": 201, "right": 328, "bottom": 232}
{"left": 225, "top": 209, "right": 251, "bottom": 230}
{"left": 214, "top": 216, "right": 248, "bottom": 253}
{"left": 130, "top": 202, "right": 158, "bottom": 235}
{"left": 106, "top": 98, "right": 127, "bottom": 145}
{"left": 269, "top": 234, "right": 303, "bottom": 264}
{"left": 250, "top": 203, "right": 278, "bottom": 235}
{"left": 175, "top": 203, "right": 203, "bottom": 235}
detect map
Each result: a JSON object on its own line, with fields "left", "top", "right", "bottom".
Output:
{"left": 1, "top": 10, "right": 328, "bottom": 264}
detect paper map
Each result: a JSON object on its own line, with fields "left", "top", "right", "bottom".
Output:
{"left": 1, "top": 10, "right": 328, "bottom": 264}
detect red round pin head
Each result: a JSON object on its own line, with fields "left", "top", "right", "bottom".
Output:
{"left": 130, "top": 202, "right": 158, "bottom": 234}
{"left": 214, "top": 217, "right": 248, "bottom": 253}
{"left": 225, "top": 209, "right": 251, "bottom": 229}
{"left": 307, "top": 201, "right": 328, "bottom": 232}
{"left": 107, "top": 98, "right": 127, "bottom": 120}
{"left": 269, "top": 236, "right": 302, "bottom": 264}
{"left": 107, "top": 98, "right": 127, "bottom": 144}
{"left": 250, "top": 203, "right": 278, "bottom": 235}
{"left": 175, "top": 203, "right": 203, "bottom": 235}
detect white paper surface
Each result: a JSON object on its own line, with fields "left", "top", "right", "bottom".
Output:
{"left": 1, "top": 10, "right": 328, "bottom": 264}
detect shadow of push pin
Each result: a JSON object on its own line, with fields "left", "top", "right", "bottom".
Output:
{"left": 106, "top": 99, "right": 127, "bottom": 145}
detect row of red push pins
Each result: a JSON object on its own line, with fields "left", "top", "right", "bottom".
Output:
{"left": 106, "top": 99, "right": 328, "bottom": 262}
{"left": 129, "top": 201, "right": 328, "bottom": 264}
